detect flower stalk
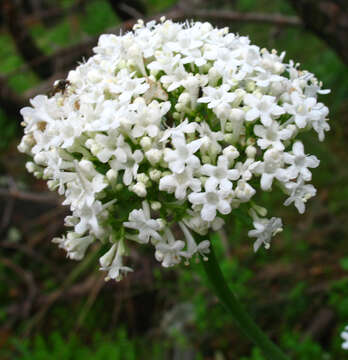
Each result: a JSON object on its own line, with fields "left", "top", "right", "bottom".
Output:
{"left": 201, "top": 239, "right": 289, "bottom": 360}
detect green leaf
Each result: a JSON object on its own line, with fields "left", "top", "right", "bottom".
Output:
{"left": 339, "top": 257, "right": 348, "bottom": 271}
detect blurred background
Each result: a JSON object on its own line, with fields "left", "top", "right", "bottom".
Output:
{"left": 0, "top": 0, "right": 347, "bottom": 359}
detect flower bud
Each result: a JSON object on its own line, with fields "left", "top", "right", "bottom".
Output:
{"left": 149, "top": 169, "right": 162, "bottom": 182}
{"left": 131, "top": 182, "right": 147, "bottom": 197}
{"left": 146, "top": 149, "right": 162, "bottom": 165}
{"left": 140, "top": 136, "right": 152, "bottom": 150}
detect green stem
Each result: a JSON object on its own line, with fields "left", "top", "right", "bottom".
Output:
{"left": 201, "top": 241, "right": 290, "bottom": 360}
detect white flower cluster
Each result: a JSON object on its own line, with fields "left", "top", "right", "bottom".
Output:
{"left": 18, "top": 19, "right": 330, "bottom": 280}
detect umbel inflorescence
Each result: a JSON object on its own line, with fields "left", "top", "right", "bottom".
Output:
{"left": 18, "top": 19, "right": 330, "bottom": 281}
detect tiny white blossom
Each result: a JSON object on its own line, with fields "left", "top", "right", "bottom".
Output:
{"left": 254, "top": 121, "right": 293, "bottom": 151}
{"left": 201, "top": 155, "right": 239, "bottom": 191}
{"left": 100, "top": 240, "right": 133, "bottom": 281}
{"left": 284, "top": 92, "right": 320, "bottom": 129}
{"left": 124, "top": 201, "right": 162, "bottom": 243}
{"left": 235, "top": 179, "right": 256, "bottom": 202}
{"left": 179, "top": 222, "right": 210, "bottom": 260}
{"left": 110, "top": 148, "right": 144, "bottom": 186}
{"left": 311, "top": 103, "right": 330, "bottom": 141}
{"left": 244, "top": 94, "right": 284, "bottom": 126}
{"left": 130, "top": 98, "right": 170, "bottom": 138}
{"left": 248, "top": 216, "right": 283, "bottom": 252}
{"left": 73, "top": 200, "right": 108, "bottom": 238}
{"left": 155, "top": 228, "right": 185, "bottom": 267}
{"left": 235, "top": 158, "right": 259, "bottom": 181}
{"left": 256, "top": 149, "right": 288, "bottom": 190}
{"left": 188, "top": 182, "right": 232, "bottom": 222}
{"left": 112, "top": 69, "right": 149, "bottom": 102}
{"left": 53, "top": 232, "right": 94, "bottom": 260}
{"left": 183, "top": 210, "right": 224, "bottom": 236}
{"left": 284, "top": 141, "right": 319, "bottom": 181}
{"left": 283, "top": 179, "right": 317, "bottom": 214}
{"left": 159, "top": 167, "right": 201, "bottom": 200}
{"left": 164, "top": 134, "right": 203, "bottom": 174}
{"left": 341, "top": 326, "right": 348, "bottom": 350}
{"left": 160, "top": 119, "right": 197, "bottom": 142}
{"left": 198, "top": 84, "right": 236, "bottom": 109}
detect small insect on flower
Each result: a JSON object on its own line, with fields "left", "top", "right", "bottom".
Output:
{"left": 50, "top": 79, "right": 71, "bottom": 96}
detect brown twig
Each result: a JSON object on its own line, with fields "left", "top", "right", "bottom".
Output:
{"left": 189, "top": 9, "right": 302, "bottom": 27}
{"left": 107, "top": 0, "right": 146, "bottom": 20}
{"left": 304, "top": 307, "right": 336, "bottom": 341}
{"left": 0, "top": 76, "right": 27, "bottom": 121}
{"left": 0, "top": 240, "right": 58, "bottom": 268}
{"left": 23, "top": 245, "right": 100, "bottom": 335}
{"left": 0, "top": 195, "right": 14, "bottom": 232}
{"left": 1, "top": 0, "right": 54, "bottom": 79}
{"left": 74, "top": 273, "right": 106, "bottom": 330}
{"left": 0, "top": 188, "right": 59, "bottom": 204}
{"left": 21, "top": 0, "right": 88, "bottom": 26}
{"left": 1, "top": 257, "right": 37, "bottom": 321}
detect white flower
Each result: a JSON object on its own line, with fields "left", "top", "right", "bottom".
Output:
{"left": 164, "top": 134, "right": 203, "bottom": 174}
{"left": 251, "top": 69, "right": 283, "bottom": 88}
{"left": 256, "top": 149, "right": 288, "bottom": 190}
{"left": 112, "top": 69, "right": 149, "bottom": 102}
{"left": 311, "top": 103, "right": 330, "bottom": 141}
{"left": 92, "top": 134, "right": 130, "bottom": 164}
{"left": 167, "top": 27, "right": 206, "bottom": 67}
{"left": 244, "top": 94, "right": 284, "bottom": 126}
{"left": 155, "top": 228, "right": 185, "bottom": 267}
{"left": 183, "top": 210, "right": 224, "bottom": 236}
{"left": 341, "top": 326, "right": 348, "bottom": 350}
{"left": 254, "top": 121, "right": 293, "bottom": 151}
{"left": 161, "top": 119, "right": 197, "bottom": 143}
{"left": 130, "top": 98, "right": 170, "bottom": 138}
{"left": 248, "top": 216, "right": 283, "bottom": 252}
{"left": 124, "top": 201, "right": 162, "bottom": 243}
{"left": 284, "top": 141, "right": 319, "bottom": 181}
{"left": 235, "top": 180, "right": 256, "bottom": 202}
{"left": 283, "top": 179, "right": 316, "bottom": 214}
{"left": 179, "top": 222, "right": 210, "bottom": 260}
{"left": 57, "top": 114, "right": 84, "bottom": 149}
{"left": 198, "top": 84, "right": 236, "bottom": 109}
{"left": 100, "top": 240, "right": 133, "bottom": 281}
{"left": 201, "top": 155, "right": 239, "bottom": 191}
{"left": 283, "top": 92, "right": 320, "bottom": 129}
{"left": 85, "top": 100, "right": 121, "bottom": 132}
{"left": 145, "top": 148, "right": 162, "bottom": 165}
{"left": 110, "top": 148, "right": 144, "bottom": 186}
{"left": 20, "top": 95, "right": 58, "bottom": 132}
{"left": 235, "top": 158, "right": 259, "bottom": 181}
{"left": 160, "top": 63, "right": 189, "bottom": 92}
{"left": 197, "top": 121, "right": 224, "bottom": 154}
{"left": 69, "top": 160, "right": 107, "bottom": 208}
{"left": 73, "top": 200, "right": 108, "bottom": 238}
{"left": 131, "top": 181, "right": 147, "bottom": 197}
{"left": 159, "top": 167, "right": 201, "bottom": 200}
{"left": 222, "top": 145, "right": 240, "bottom": 163}
{"left": 40, "top": 149, "right": 75, "bottom": 194}
{"left": 53, "top": 232, "right": 94, "bottom": 260}
{"left": 188, "top": 181, "right": 232, "bottom": 222}
{"left": 86, "top": 129, "right": 121, "bottom": 163}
